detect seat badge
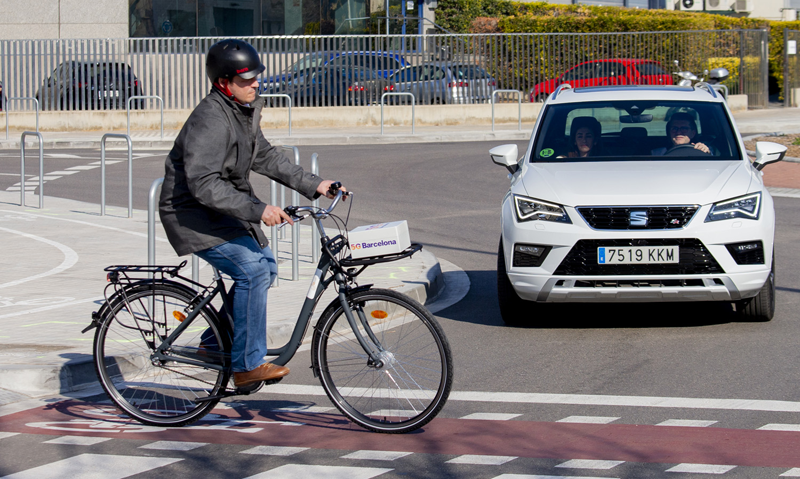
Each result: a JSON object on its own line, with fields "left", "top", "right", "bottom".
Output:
{"left": 630, "top": 210, "right": 648, "bottom": 227}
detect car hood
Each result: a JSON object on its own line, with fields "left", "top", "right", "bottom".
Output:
{"left": 519, "top": 160, "right": 755, "bottom": 207}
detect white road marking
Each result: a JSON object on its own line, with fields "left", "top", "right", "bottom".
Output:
{"left": 493, "top": 476, "right": 618, "bottom": 479}
{"left": 245, "top": 464, "right": 392, "bottom": 479}
{"left": 758, "top": 423, "right": 800, "bottom": 431}
{"left": 46, "top": 171, "right": 79, "bottom": 175}
{"left": 665, "top": 463, "right": 736, "bottom": 474}
{"left": 0, "top": 453, "right": 182, "bottom": 479}
{"left": 43, "top": 436, "right": 112, "bottom": 446}
{"left": 557, "top": 416, "right": 619, "bottom": 424}
{"left": 278, "top": 384, "right": 800, "bottom": 414}
{"left": 44, "top": 154, "right": 81, "bottom": 158}
{"left": 781, "top": 468, "right": 800, "bottom": 477}
{"left": 556, "top": 459, "right": 624, "bottom": 470}
{"left": 446, "top": 455, "right": 517, "bottom": 465}
{"left": 274, "top": 405, "right": 333, "bottom": 413}
{"left": 342, "top": 450, "right": 413, "bottom": 461}
{"left": 460, "top": 413, "right": 521, "bottom": 420}
{"left": 240, "top": 446, "right": 309, "bottom": 456}
{"left": 65, "top": 165, "right": 99, "bottom": 170}
{"left": 657, "top": 419, "right": 717, "bottom": 427}
{"left": 0, "top": 432, "right": 19, "bottom": 439}
{"left": 0, "top": 227, "right": 78, "bottom": 290}
{"left": 139, "top": 440, "right": 207, "bottom": 451}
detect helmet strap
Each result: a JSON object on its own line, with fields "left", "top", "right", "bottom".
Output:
{"left": 213, "top": 80, "right": 240, "bottom": 103}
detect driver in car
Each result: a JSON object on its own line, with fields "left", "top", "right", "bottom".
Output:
{"left": 651, "top": 112, "right": 711, "bottom": 155}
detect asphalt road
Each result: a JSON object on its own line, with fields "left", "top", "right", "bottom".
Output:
{"left": 2, "top": 143, "right": 800, "bottom": 478}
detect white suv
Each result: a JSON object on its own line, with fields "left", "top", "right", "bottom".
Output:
{"left": 492, "top": 84, "right": 787, "bottom": 325}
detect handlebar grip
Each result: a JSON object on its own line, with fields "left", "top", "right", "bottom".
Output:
{"left": 328, "top": 181, "right": 342, "bottom": 196}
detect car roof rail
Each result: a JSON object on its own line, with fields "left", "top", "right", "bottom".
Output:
{"left": 552, "top": 83, "right": 572, "bottom": 100}
{"left": 694, "top": 82, "right": 718, "bottom": 99}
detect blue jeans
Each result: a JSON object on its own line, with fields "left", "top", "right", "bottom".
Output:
{"left": 195, "top": 235, "right": 277, "bottom": 373}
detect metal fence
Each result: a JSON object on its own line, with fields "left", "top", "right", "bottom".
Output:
{"left": 0, "top": 29, "right": 770, "bottom": 112}
{"left": 785, "top": 29, "right": 800, "bottom": 107}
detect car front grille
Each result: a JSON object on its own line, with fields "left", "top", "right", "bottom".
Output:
{"left": 554, "top": 238, "right": 724, "bottom": 275}
{"left": 576, "top": 206, "right": 698, "bottom": 230}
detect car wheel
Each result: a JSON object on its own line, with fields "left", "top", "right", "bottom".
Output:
{"left": 497, "top": 238, "right": 533, "bottom": 326}
{"left": 735, "top": 254, "right": 775, "bottom": 322}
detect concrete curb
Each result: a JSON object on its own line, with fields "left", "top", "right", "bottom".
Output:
{"left": 0, "top": 130, "right": 531, "bottom": 150}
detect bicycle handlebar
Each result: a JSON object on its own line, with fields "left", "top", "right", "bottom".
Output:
{"left": 279, "top": 185, "right": 351, "bottom": 229}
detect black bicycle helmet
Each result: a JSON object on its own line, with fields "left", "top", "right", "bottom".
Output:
{"left": 206, "top": 39, "right": 265, "bottom": 83}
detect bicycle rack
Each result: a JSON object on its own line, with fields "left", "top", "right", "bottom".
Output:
{"left": 282, "top": 145, "right": 301, "bottom": 281}
{"left": 127, "top": 95, "right": 164, "bottom": 139}
{"left": 100, "top": 133, "right": 133, "bottom": 218}
{"left": 270, "top": 178, "right": 280, "bottom": 289}
{"left": 259, "top": 94, "right": 292, "bottom": 137}
{"left": 491, "top": 90, "right": 522, "bottom": 132}
{"left": 381, "top": 92, "right": 415, "bottom": 135}
{"left": 147, "top": 178, "right": 164, "bottom": 270}
{"left": 19, "top": 131, "right": 44, "bottom": 208}
{"left": 3, "top": 94, "right": 8, "bottom": 140}
{"left": 9, "top": 97, "right": 40, "bottom": 134}
{"left": 311, "top": 152, "right": 320, "bottom": 265}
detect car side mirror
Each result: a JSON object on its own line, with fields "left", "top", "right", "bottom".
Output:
{"left": 490, "top": 144, "right": 519, "bottom": 174}
{"left": 752, "top": 141, "right": 787, "bottom": 171}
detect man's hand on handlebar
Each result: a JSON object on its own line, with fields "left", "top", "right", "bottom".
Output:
{"left": 317, "top": 180, "right": 347, "bottom": 200}
{"left": 261, "top": 204, "right": 293, "bottom": 227}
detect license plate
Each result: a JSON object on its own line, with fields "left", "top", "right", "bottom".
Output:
{"left": 597, "top": 246, "right": 679, "bottom": 264}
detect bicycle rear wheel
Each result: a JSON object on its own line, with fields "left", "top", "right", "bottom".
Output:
{"left": 93, "top": 283, "right": 230, "bottom": 427}
{"left": 313, "top": 288, "right": 453, "bottom": 433}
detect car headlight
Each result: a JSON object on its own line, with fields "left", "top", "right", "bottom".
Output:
{"left": 705, "top": 192, "right": 761, "bottom": 222}
{"left": 513, "top": 195, "right": 571, "bottom": 223}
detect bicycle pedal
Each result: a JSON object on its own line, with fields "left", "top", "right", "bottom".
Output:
{"left": 234, "top": 381, "right": 265, "bottom": 395}
{"left": 262, "top": 377, "right": 283, "bottom": 387}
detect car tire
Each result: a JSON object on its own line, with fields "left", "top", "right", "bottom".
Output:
{"left": 497, "top": 238, "right": 533, "bottom": 327}
{"left": 735, "top": 254, "right": 775, "bottom": 322}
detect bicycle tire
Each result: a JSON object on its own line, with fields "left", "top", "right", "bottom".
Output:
{"left": 93, "top": 283, "right": 231, "bottom": 427}
{"left": 313, "top": 288, "right": 453, "bottom": 433}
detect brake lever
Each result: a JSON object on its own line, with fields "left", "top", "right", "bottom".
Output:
{"left": 277, "top": 213, "right": 309, "bottom": 229}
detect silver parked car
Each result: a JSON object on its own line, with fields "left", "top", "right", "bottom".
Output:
{"left": 353, "top": 62, "right": 497, "bottom": 105}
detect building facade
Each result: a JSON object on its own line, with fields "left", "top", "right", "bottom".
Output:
{"left": 0, "top": 0, "right": 794, "bottom": 40}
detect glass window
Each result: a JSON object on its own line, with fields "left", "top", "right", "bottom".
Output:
{"left": 131, "top": 0, "right": 197, "bottom": 37}
{"left": 636, "top": 62, "right": 668, "bottom": 76}
{"left": 532, "top": 100, "right": 739, "bottom": 162}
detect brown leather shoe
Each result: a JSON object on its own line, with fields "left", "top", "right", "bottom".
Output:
{"left": 233, "top": 363, "right": 290, "bottom": 388}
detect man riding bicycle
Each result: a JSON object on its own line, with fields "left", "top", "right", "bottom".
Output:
{"left": 159, "top": 39, "right": 342, "bottom": 388}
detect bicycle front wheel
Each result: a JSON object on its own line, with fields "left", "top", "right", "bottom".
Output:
{"left": 314, "top": 288, "right": 453, "bottom": 433}
{"left": 93, "top": 283, "right": 230, "bottom": 427}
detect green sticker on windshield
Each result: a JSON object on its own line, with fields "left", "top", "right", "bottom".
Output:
{"left": 540, "top": 148, "right": 554, "bottom": 158}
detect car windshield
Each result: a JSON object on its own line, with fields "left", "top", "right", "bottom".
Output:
{"left": 531, "top": 100, "right": 740, "bottom": 162}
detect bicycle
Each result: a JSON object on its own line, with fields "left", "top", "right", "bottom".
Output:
{"left": 83, "top": 186, "right": 453, "bottom": 434}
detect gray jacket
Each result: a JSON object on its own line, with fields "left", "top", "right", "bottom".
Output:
{"left": 159, "top": 89, "right": 322, "bottom": 257}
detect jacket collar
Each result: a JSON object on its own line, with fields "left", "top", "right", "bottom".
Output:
{"left": 211, "top": 88, "right": 265, "bottom": 115}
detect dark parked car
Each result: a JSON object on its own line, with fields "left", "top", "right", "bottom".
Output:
{"left": 260, "top": 51, "right": 408, "bottom": 99}
{"left": 0, "top": 81, "right": 3, "bottom": 110}
{"left": 529, "top": 59, "right": 673, "bottom": 102}
{"left": 36, "top": 61, "right": 143, "bottom": 110}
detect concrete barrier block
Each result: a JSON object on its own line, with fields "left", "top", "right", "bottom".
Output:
{"left": 727, "top": 94, "right": 748, "bottom": 112}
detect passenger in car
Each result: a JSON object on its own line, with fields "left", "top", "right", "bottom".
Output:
{"left": 651, "top": 112, "right": 712, "bottom": 155}
{"left": 559, "top": 116, "right": 602, "bottom": 158}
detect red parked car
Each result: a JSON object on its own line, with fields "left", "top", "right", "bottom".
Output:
{"left": 529, "top": 59, "right": 673, "bottom": 102}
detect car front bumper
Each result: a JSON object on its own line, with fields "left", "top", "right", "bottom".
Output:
{"left": 501, "top": 199, "right": 774, "bottom": 303}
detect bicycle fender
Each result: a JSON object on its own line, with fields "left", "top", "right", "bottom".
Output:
{"left": 309, "top": 285, "right": 374, "bottom": 376}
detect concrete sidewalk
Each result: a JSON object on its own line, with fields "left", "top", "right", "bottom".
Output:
{"left": 0, "top": 190, "right": 447, "bottom": 405}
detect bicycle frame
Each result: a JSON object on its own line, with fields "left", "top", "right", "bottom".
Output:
{"left": 98, "top": 191, "right": 420, "bottom": 380}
